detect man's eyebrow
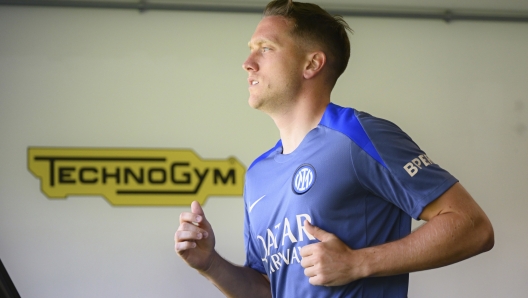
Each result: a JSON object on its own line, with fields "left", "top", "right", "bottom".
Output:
{"left": 248, "top": 40, "right": 264, "bottom": 49}
{"left": 248, "top": 39, "right": 278, "bottom": 49}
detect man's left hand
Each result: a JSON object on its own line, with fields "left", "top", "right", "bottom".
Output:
{"left": 300, "top": 220, "right": 366, "bottom": 286}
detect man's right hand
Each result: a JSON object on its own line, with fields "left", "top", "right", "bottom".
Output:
{"left": 175, "top": 201, "right": 272, "bottom": 298}
{"left": 175, "top": 201, "right": 216, "bottom": 272}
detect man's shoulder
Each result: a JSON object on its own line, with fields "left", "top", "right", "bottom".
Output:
{"left": 322, "top": 103, "right": 399, "bottom": 132}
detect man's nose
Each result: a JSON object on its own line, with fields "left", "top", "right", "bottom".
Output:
{"left": 242, "top": 54, "right": 257, "bottom": 72}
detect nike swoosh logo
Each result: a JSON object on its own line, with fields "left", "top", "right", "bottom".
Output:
{"left": 249, "top": 195, "right": 266, "bottom": 213}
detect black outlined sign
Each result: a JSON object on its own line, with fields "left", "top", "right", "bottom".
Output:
{"left": 28, "top": 147, "right": 245, "bottom": 206}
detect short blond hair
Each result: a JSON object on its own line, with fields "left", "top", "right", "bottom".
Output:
{"left": 264, "top": 0, "right": 352, "bottom": 83}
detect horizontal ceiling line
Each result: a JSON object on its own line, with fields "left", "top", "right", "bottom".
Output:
{"left": 2, "top": 0, "right": 528, "bottom": 23}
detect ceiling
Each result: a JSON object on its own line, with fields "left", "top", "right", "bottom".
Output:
{"left": 2, "top": 0, "right": 528, "bottom": 21}
{"left": 155, "top": 0, "right": 528, "bottom": 12}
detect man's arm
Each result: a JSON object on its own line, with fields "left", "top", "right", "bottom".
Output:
{"left": 300, "top": 182, "right": 494, "bottom": 286}
{"left": 175, "top": 201, "right": 271, "bottom": 298}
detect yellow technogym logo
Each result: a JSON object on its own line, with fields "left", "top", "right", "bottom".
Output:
{"left": 28, "top": 147, "right": 245, "bottom": 206}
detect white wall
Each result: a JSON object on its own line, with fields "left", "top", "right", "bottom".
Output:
{"left": 0, "top": 5, "right": 527, "bottom": 298}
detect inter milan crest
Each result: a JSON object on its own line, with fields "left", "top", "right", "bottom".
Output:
{"left": 292, "top": 164, "right": 316, "bottom": 194}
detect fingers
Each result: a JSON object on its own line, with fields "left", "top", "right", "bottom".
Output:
{"left": 191, "top": 200, "right": 205, "bottom": 216}
{"left": 175, "top": 239, "right": 196, "bottom": 252}
{"left": 179, "top": 211, "right": 203, "bottom": 225}
{"left": 300, "top": 249, "right": 314, "bottom": 266}
{"left": 175, "top": 225, "right": 209, "bottom": 252}
{"left": 175, "top": 224, "right": 205, "bottom": 252}
{"left": 176, "top": 222, "right": 209, "bottom": 241}
{"left": 301, "top": 252, "right": 336, "bottom": 286}
{"left": 175, "top": 201, "right": 210, "bottom": 252}
{"left": 303, "top": 220, "right": 318, "bottom": 237}
{"left": 300, "top": 226, "right": 358, "bottom": 287}
{"left": 179, "top": 201, "right": 205, "bottom": 224}
{"left": 302, "top": 264, "right": 327, "bottom": 286}
{"left": 182, "top": 201, "right": 212, "bottom": 230}
{"left": 304, "top": 220, "right": 333, "bottom": 242}
{"left": 308, "top": 275, "right": 325, "bottom": 286}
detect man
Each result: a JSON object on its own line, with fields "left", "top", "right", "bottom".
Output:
{"left": 175, "top": 0, "right": 494, "bottom": 297}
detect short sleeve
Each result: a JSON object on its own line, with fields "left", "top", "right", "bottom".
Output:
{"left": 351, "top": 112, "right": 458, "bottom": 219}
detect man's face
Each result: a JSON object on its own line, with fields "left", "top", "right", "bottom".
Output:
{"left": 243, "top": 16, "right": 307, "bottom": 113}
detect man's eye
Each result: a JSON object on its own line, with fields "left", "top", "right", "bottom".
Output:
{"left": 262, "top": 47, "right": 270, "bottom": 52}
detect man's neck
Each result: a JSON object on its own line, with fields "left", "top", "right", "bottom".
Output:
{"left": 272, "top": 99, "right": 329, "bottom": 155}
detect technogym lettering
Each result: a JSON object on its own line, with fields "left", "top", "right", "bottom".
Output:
{"left": 28, "top": 147, "right": 245, "bottom": 206}
{"left": 37, "top": 158, "right": 230, "bottom": 191}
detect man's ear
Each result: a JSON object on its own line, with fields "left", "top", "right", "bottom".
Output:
{"left": 304, "top": 51, "right": 326, "bottom": 79}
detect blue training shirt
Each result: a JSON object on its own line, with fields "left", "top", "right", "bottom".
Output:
{"left": 243, "top": 103, "right": 458, "bottom": 298}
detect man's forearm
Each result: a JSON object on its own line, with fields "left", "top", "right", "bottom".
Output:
{"left": 361, "top": 203, "right": 494, "bottom": 278}
{"left": 200, "top": 250, "right": 271, "bottom": 298}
